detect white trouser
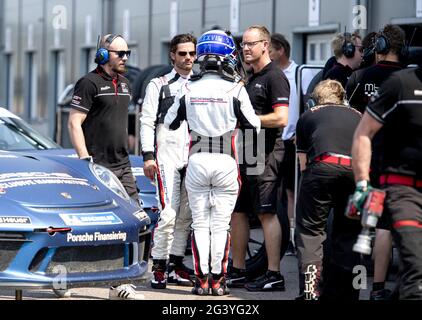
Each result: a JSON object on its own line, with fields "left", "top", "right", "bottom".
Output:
{"left": 151, "top": 125, "right": 192, "bottom": 260}
{"left": 186, "top": 153, "right": 239, "bottom": 276}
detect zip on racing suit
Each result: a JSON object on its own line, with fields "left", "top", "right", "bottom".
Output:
{"left": 140, "top": 69, "right": 192, "bottom": 267}
{"left": 164, "top": 72, "right": 261, "bottom": 282}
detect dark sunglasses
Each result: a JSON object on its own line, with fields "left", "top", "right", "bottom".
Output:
{"left": 109, "top": 50, "right": 131, "bottom": 58}
{"left": 177, "top": 51, "right": 196, "bottom": 57}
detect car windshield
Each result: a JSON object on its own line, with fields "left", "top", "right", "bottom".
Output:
{"left": 0, "top": 116, "right": 60, "bottom": 151}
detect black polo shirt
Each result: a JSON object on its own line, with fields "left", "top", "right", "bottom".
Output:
{"left": 367, "top": 67, "right": 422, "bottom": 178}
{"left": 70, "top": 67, "right": 132, "bottom": 170}
{"left": 296, "top": 105, "right": 362, "bottom": 161}
{"left": 346, "top": 61, "right": 403, "bottom": 113}
{"left": 324, "top": 62, "right": 353, "bottom": 88}
{"left": 246, "top": 61, "right": 290, "bottom": 154}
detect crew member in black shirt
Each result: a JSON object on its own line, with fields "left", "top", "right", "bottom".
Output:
{"left": 295, "top": 80, "right": 362, "bottom": 300}
{"left": 324, "top": 32, "right": 363, "bottom": 88}
{"left": 68, "top": 34, "right": 138, "bottom": 203}
{"left": 229, "top": 25, "right": 290, "bottom": 292}
{"left": 67, "top": 34, "right": 143, "bottom": 300}
{"left": 346, "top": 24, "right": 406, "bottom": 300}
{"left": 345, "top": 32, "right": 378, "bottom": 108}
{"left": 352, "top": 66, "right": 422, "bottom": 300}
{"left": 346, "top": 25, "right": 405, "bottom": 113}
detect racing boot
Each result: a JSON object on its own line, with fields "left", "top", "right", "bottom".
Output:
{"left": 211, "top": 274, "right": 230, "bottom": 296}
{"left": 191, "top": 275, "right": 210, "bottom": 296}
{"left": 151, "top": 259, "right": 167, "bottom": 290}
{"left": 167, "top": 255, "right": 194, "bottom": 287}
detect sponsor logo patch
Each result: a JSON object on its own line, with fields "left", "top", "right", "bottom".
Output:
{"left": 121, "top": 83, "right": 129, "bottom": 93}
{"left": 0, "top": 172, "right": 90, "bottom": 189}
{"left": 101, "top": 86, "right": 111, "bottom": 91}
{"left": 0, "top": 216, "right": 31, "bottom": 225}
{"left": 59, "top": 212, "right": 123, "bottom": 226}
{"left": 66, "top": 231, "right": 127, "bottom": 243}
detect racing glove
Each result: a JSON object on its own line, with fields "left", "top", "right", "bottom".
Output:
{"left": 352, "top": 180, "right": 373, "bottom": 212}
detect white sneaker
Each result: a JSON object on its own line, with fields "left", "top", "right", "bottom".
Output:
{"left": 109, "top": 284, "right": 144, "bottom": 300}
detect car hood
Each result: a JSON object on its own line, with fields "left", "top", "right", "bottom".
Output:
{"left": 23, "top": 149, "right": 157, "bottom": 195}
{"left": 0, "top": 152, "right": 111, "bottom": 207}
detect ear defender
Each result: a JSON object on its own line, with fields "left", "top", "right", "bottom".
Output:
{"left": 342, "top": 32, "right": 356, "bottom": 58}
{"left": 94, "top": 34, "right": 122, "bottom": 65}
{"left": 374, "top": 34, "right": 390, "bottom": 55}
{"left": 95, "top": 48, "right": 110, "bottom": 65}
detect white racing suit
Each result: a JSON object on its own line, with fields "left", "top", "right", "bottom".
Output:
{"left": 140, "top": 69, "right": 192, "bottom": 260}
{"left": 164, "top": 73, "right": 261, "bottom": 276}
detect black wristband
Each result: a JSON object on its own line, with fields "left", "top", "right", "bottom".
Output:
{"left": 143, "top": 152, "right": 155, "bottom": 162}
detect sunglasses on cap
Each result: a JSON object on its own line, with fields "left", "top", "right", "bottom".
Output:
{"left": 109, "top": 50, "right": 131, "bottom": 58}
{"left": 177, "top": 51, "right": 196, "bottom": 57}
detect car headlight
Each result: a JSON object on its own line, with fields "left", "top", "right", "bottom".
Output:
{"left": 89, "top": 163, "right": 130, "bottom": 202}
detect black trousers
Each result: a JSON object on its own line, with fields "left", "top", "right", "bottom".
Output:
{"left": 295, "top": 162, "right": 362, "bottom": 300}
{"left": 384, "top": 184, "right": 422, "bottom": 300}
{"left": 112, "top": 165, "right": 140, "bottom": 206}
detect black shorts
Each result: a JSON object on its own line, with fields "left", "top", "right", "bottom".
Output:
{"left": 234, "top": 140, "right": 283, "bottom": 215}
{"left": 281, "top": 139, "right": 297, "bottom": 191}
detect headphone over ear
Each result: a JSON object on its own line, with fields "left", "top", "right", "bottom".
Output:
{"left": 375, "top": 32, "right": 409, "bottom": 61}
{"left": 374, "top": 33, "right": 390, "bottom": 55}
{"left": 342, "top": 32, "right": 356, "bottom": 58}
{"left": 95, "top": 34, "right": 122, "bottom": 65}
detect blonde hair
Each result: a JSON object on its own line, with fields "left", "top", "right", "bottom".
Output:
{"left": 246, "top": 25, "right": 271, "bottom": 41}
{"left": 313, "top": 80, "right": 346, "bottom": 105}
{"left": 331, "top": 32, "right": 361, "bottom": 58}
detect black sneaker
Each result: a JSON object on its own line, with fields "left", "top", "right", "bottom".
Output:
{"left": 370, "top": 289, "right": 392, "bottom": 301}
{"left": 226, "top": 267, "right": 247, "bottom": 288}
{"left": 285, "top": 241, "right": 296, "bottom": 256}
{"left": 191, "top": 275, "right": 210, "bottom": 296}
{"left": 167, "top": 263, "right": 194, "bottom": 287}
{"left": 211, "top": 275, "right": 230, "bottom": 296}
{"left": 245, "top": 271, "right": 286, "bottom": 292}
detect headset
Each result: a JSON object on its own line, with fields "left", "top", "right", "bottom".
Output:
{"left": 342, "top": 32, "right": 356, "bottom": 58}
{"left": 95, "top": 34, "right": 122, "bottom": 65}
{"left": 374, "top": 29, "right": 412, "bottom": 61}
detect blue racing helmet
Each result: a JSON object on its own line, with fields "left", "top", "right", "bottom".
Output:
{"left": 197, "top": 30, "right": 237, "bottom": 69}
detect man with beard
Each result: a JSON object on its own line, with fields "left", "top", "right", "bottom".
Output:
{"left": 68, "top": 34, "right": 143, "bottom": 300}
{"left": 140, "top": 34, "right": 197, "bottom": 290}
